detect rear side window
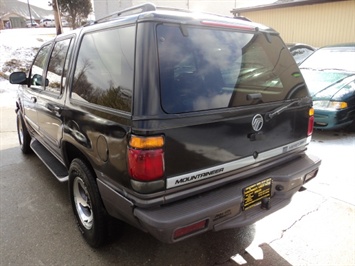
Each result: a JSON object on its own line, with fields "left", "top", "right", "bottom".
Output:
{"left": 71, "top": 26, "right": 135, "bottom": 112}
{"left": 158, "top": 25, "right": 308, "bottom": 113}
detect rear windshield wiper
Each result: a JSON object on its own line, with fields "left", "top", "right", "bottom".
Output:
{"left": 316, "top": 68, "right": 351, "bottom": 72}
{"left": 300, "top": 67, "right": 351, "bottom": 72}
{"left": 299, "top": 67, "right": 318, "bottom": 71}
{"left": 265, "top": 97, "right": 311, "bottom": 121}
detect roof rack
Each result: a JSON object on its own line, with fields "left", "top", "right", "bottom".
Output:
{"left": 94, "top": 3, "right": 157, "bottom": 24}
{"left": 87, "top": 2, "right": 250, "bottom": 26}
{"left": 234, "top": 16, "right": 251, "bottom": 22}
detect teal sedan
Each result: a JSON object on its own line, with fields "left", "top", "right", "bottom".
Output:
{"left": 300, "top": 44, "right": 355, "bottom": 130}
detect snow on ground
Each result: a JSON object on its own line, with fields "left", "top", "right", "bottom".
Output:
{"left": 0, "top": 28, "right": 59, "bottom": 107}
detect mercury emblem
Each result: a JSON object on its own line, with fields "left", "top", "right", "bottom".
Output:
{"left": 252, "top": 114, "right": 264, "bottom": 132}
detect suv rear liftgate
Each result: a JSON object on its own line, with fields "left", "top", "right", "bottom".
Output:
{"left": 10, "top": 3, "right": 321, "bottom": 247}
{"left": 95, "top": 5, "right": 321, "bottom": 243}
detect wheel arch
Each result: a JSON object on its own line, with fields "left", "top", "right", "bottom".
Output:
{"left": 62, "top": 141, "right": 96, "bottom": 178}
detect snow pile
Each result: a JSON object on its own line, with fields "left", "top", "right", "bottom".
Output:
{"left": 0, "top": 28, "right": 56, "bottom": 107}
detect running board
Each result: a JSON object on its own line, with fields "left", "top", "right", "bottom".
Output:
{"left": 30, "top": 140, "right": 68, "bottom": 182}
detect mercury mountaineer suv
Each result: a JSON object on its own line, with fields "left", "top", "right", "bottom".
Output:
{"left": 10, "top": 3, "right": 321, "bottom": 247}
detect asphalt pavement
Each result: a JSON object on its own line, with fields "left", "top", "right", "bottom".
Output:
{"left": 1, "top": 105, "right": 354, "bottom": 266}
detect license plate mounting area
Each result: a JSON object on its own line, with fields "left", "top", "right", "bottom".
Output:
{"left": 242, "top": 178, "right": 272, "bottom": 211}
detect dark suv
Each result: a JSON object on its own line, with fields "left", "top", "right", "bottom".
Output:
{"left": 10, "top": 3, "right": 321, "bottom": 247}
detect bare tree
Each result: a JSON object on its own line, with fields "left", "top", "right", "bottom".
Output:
{"left": 57, "top": 0, "right": 93, "bottom": 29}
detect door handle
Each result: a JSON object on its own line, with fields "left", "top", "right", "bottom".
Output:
{"left": 46, "top": 103, "right": 62, "bottom": 116}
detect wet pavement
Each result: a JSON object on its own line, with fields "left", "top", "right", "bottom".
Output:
{"left": 1, "top": 105, "right": 354, "bottom": 265}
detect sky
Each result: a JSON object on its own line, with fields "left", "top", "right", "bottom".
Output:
{"left": 18, "top": 0, "right": 52, "bottom": 10}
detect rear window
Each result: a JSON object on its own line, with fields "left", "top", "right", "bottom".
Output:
{"left": 157, "top": 24, "right": 308, "bottom": 113}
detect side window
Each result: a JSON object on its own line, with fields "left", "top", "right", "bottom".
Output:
{"left": 30, "top": 44, "right": 51, "bottom": 89}
{"left": 71, "top": 26, "right": 135, "bottom": 112}
{"left": 334, "top": 80, "right": 355, "bottom": 100}
{"left": 45, "top": 38, "right": 73, "bottom": 95}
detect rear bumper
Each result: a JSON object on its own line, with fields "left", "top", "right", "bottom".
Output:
{"left": 99, "top": 153, "right": 321, "bottom": 243}
{"left": 135, "top": 153, "right": 321, "bottom": 243}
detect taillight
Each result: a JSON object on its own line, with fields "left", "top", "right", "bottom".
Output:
{"left": 308, "top": 108, "right": 314, "bottom": 136}
{"left": 128, "top": 135, "right": 165, "bottom": 181}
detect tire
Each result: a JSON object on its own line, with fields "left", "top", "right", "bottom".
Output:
{"left": 16, "top": 111, "right": 32, "bottom": 154}
{"left": 68, "top": 159, "right": 108, "bottom": 248}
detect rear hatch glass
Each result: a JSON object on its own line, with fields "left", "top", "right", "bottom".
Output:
{"left": 158, "top": 24, "right": 308, "bottom": 113}
{"left": 156, "top": 23, "right": 311, "bottom": 188}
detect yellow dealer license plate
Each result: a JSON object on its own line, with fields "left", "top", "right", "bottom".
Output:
{"left": 242, "top": 178, "right": 272, "bottom": 211}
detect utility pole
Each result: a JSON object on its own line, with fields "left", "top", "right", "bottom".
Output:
{"left": 52, "top": 0, "right": 63, "bottom": 35}
{"left": 27, "top": 0, "right": 33, "bottom": 27}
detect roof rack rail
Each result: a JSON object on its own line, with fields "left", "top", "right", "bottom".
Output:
{"left": 85, "top": 2, "right": 248, "bottom": 27}
{"left": 234, "top": 16, "right": 251, "bottom": 22}
{"left": 94, "top": 3, "right": 157, "bottom": 24}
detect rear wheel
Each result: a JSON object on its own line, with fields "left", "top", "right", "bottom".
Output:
{"left": 16, "top": 112, "right": 32, "bottom": 154}
{"left": 69, "top": 159, "right": 108, "bottom": 248}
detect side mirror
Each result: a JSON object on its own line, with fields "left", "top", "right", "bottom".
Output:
{"left": 9, "top": 72, "right": 27, "bottom": 85}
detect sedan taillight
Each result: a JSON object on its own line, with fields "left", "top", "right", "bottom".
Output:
{"left": 308, "top": 108, "right": 314, "bottom": 136}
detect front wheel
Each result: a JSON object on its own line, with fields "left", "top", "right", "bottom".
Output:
{"left": 16, "top": 111, "right": 32, "bottom": 154}
{"left": 69, "top": 159, "right": 108, "bottom": 247}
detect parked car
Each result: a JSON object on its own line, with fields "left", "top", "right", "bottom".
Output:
{"left": 61, "top": 19, "right": 69, "bottom": 27}
{"left": 287, "top": 43, "right": 316, "bottom": 65}
{"left": 9, "top": 3, "right": 321, "bottom": 247}
{"left": 26, "top": 20, "right": 38, "bottom": 28}
{"left": 300, "top": 43, "right": 355, "bottom": 130}
{"left": 40, "top": 18, "right": 55, "bottom": 27}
